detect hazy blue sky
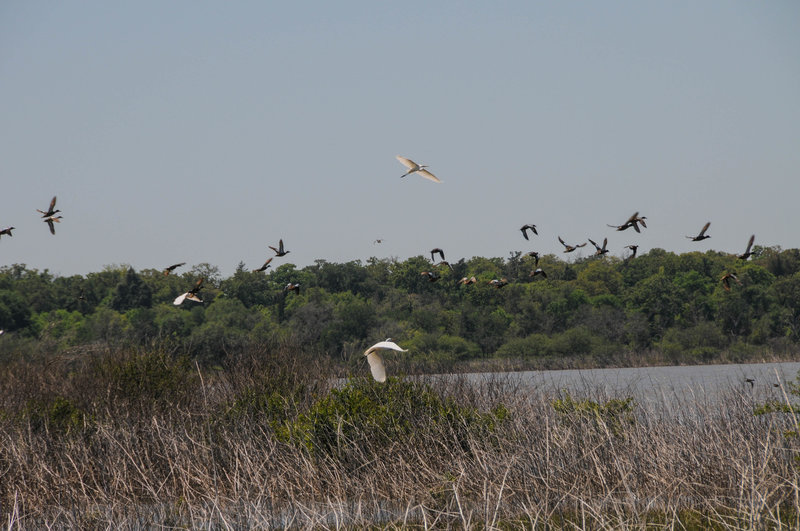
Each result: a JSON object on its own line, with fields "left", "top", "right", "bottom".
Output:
{"left": 2, "top": 2, "right": 798, "bottom": 277}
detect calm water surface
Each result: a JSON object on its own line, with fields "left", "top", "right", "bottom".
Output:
{"left": 455, "top": 361, "right": 800, "bottom": 414}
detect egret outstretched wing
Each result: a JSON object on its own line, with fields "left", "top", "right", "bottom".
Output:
{"left": 173, "top": 293, "right": 188, "bottom": 306}
{"left": 364, "top": 340, "right": 408, "bottom": 382}
{"left": 417, "top": 169, "right": 441, "bottom": 183}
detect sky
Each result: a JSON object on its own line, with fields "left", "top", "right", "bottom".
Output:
{"left": 1, "top": 1, "right": 799, "bottom": 278}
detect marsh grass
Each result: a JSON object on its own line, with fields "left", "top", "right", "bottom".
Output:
{"left": 1, "top": 345, "right": 799, "bottom": 529}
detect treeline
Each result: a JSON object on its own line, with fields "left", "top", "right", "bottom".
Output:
{"left": 1, "top": 245, "right": 800, "bottom": 369}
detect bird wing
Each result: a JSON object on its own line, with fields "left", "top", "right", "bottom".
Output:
{"left": 744, "top": 235, "right": 755, "bottom": 253}
{"left": 185, "top": 293, "right": 203, "bottom": 303}
{"left": 558, "top": 236, "right": 566, "bottom": 246}
{"left": 366, "top": 340, "right": 408, "bottom": 354}
{"left": 278, "top": 239, "right": 284, "bottom": 253}
{"left": 395, "top": 156, "right": 418, "bottom": 171}
{"left": 365, "top": 351, "right": 387, "bottom": 382}
{"left": 262, "top": 257, "right": 273, "bottom": 268}
{"left": 46, "top": 218, "right": 55, "bottom": 235}
{"left": 626, "top": 212, "right": 639, "bottom": 224}
{"left": 576, "top": 242, "right": 587, "bottom": 248}
{"left": 49, "top": 196, "right": 57, "bottom": 212}
{"left": 602, "top": 238, "right": 607, "bottom": 249}
{"left": 698, "top": 222, "right": 711, "bottom": 236}
{"left": 521, "top": 227, "right": 529, "bottom": 240}
{"left": 588, "top": 238, "right": 598, "bottom": 249}
{"left": 173, "top": 293, "right": 188, "bottom": 305}
{"left": 417, "top": 169, "right": 441, "bottom": 183}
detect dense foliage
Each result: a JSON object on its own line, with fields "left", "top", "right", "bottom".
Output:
{"left": 1, "top": 245, "right": 800, "bottom": 370}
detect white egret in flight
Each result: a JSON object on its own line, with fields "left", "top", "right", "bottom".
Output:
{"left": 396, "top": 156, "right": 441, "bottom": 183}
{"left": 364, "top": 339, "right": 408, "bottom": 382}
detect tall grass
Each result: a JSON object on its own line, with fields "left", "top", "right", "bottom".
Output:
{"left": 1, "top": 344, "right": 798, "bottom": 529}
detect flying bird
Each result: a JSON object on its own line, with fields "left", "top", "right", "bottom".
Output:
{"left": 524, "top": 251, "right": 540, "bottom": 267}
{"left": 608, "top": 212, "right": 647, "bottom": 233}
{"left": 520, "top": 224, "right": 538, "bottom": 240}
{"left": 435, "top": 260, "right": 453, "bottom": 270}
{"left": 720, "top": 272, "right": 741, "bottom": 291}
{"left": 0, "top": 227, "right": 14, "bottom": 238}
{"left": 531, "top": 268, "right": 547, "bottom": 279}
{"left": 173, "top": 277, "right": 204, "bottom": 305}
{"left": 430, "top": 248, "right": 445, "bottom": 262}
{"left": 163, "top": 262, "right": 186, "bottom": 276}
{"left": 420, "top": 271, "right": 440, "bottom": 282}
{"left": 269, "top": 239, "right": 290, "bottom": 257}
{"left": 252, "top": 257, "right": 273, "bottom": 272}
{"left": 558, "top": 236, "right": 586, "bottom": 253}
{"left": 687, "top": 222, "right": 711, "bottom": 242}
{"left": 489, "top": 278, "right": 509, "bottom": 288}
{"left": 737, "top": 235, "right": 755, "bottom": 261}
{"left": 374, "top": 239, "right": 384, "bottom": 244}
{"left": 37, "top": 196, "right": 60, "bottom": 218}
{"left": 625, "top": 245, "right": 639, "bottom": 259}
{"left": 588, "top": 238, "right": 609, "bottom": 256}
{"left": 43, "top": 215, "right": 62, "bottom": 235}
{"left": 364, "top": 339, "right": 408, "bottom": 382}
{"left": 284, "top": 282, "right": 301, "bottom": 294}
{"left": 396, "top": 155, "right": 441, "bottom": 183}
{"left": 458, "top": 276, "right": 477, "bottom": 286}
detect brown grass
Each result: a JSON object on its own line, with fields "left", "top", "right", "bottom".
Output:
{"left": 1, "top": 345, "right": 799, "bottom": 529}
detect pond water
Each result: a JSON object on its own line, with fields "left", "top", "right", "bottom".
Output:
{"left": 452, "top": 361, "right": 800, "bottom": 415}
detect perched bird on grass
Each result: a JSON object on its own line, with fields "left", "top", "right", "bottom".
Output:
{"left": 364, "top": 339, "right": 408, "bottom": 382}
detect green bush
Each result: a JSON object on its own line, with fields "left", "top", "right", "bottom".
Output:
{"left": 552, "top": 391, "right": 635, "bottom": 437}
{"left": 286, "top": 378, "right": 507, "bottom": 459}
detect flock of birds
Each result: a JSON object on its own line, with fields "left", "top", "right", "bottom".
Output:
{"left": 0, "top": 158, "right": 762, "bottom": 382}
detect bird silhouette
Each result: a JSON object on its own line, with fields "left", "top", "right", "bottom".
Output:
{"left": 396, "top": 155, "right": 441, "bottom": 183}
{"left": 37, "top": 196, "right": 60, "bottom": 218}
{"left": 687, "top": 222, "right": 711, "bottom": 242}
{"left": 364, "top": 339, "right": 408, "bottom": 382}
{"left": 0, "top": 227, "right": 14, "bottom": 238}
{"left": 269, "top": 239, "right": 290, "bottom": 257}
{"left": 531, "top": 268, "right": 547, "bottom": 279}
{"left": 558, "top": 236, "right": 586, "bottom": 253}
{"left": 608, "top": 212, "right": 647, "bottom": 233}
{"left": 524, "top": 251, "right": 540, "bottom": 266}
{"left": 625, "top": 245, "right": 639, "bottom": 259}
{"left": 374, "top": 239, "right": 384, "bottom": 244}
{"left": 520, "top": 224, "right": 538, "bottom": 240}
{"left": 43, "top": 215, "right": 62, "bottom": 235}
{"left": 284, "top": 282, "right": 301, "bottom": 294}
{"left": 435, "top": 260, "right": 453, "bottom": 270}
{"left": 420, "top": 271, "right": 440, "bottom": 282}
{"left": 163, "top": 262, "right": 186, "bottom": 276}
{"left": 252, "top": 257, "right": 273, "bottom": 272}
{"left": 489, "top": 278, "right": 509, "bottom": 288}
{"left": 173, "top": 277, "right": 204, "bottom": 305}
{"left": 588, "top": 237, "right": 609, "bottom": 256}
{"left": 721, "top": 272, "right": 741, "bottom": 291}
{"left": 430, "top": 248, "right": 445, "bottom": 262}
{"left": 737, "top": 235, "right": 755, "bottom": 260}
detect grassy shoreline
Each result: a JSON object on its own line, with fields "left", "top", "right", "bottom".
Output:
{"left": 1, "top": 345, "right": 800, "bottom": 528}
